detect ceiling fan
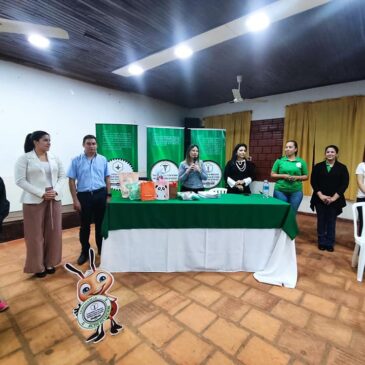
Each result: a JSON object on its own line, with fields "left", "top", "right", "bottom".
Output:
{"left": 0, "top": 18, "right": 69, "bottom": 39}
{"left": 230, "top": 75, "right": 267, "bottom": 103}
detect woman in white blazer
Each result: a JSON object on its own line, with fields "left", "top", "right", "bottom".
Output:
{"left": 15, "top": 131, "right": 66, "bottom": 277}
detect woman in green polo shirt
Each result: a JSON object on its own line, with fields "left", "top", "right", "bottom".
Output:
{"left": 271, "top": 140, "right": 308, "bottom": 212}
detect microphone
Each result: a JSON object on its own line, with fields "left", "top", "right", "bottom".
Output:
{"left": 193, "top": 157, "right": 197, "bottom": 164}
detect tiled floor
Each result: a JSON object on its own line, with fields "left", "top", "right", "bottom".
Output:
{"left": 0, "top": 215, "right": 364, "bottom": 365}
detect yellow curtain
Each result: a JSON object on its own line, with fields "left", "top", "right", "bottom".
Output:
{"left": 312, "top": 96, "right": 365, "bottom": 200}
{"left": 284, "top": 96, "right": 365, "bottom": 200}
{"left": 203, "top": 111, "right": 252, "bottom": 162}
{"left": 283, "top": 102, "right": 315, "bottom": 195}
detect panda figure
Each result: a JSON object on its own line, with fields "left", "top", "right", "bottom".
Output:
{"left": 155, "top": 182, "right": 169, "bottom": 200}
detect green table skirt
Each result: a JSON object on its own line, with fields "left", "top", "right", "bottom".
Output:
{"left": 102, "top": 194, "right": 298, "bottom": 240}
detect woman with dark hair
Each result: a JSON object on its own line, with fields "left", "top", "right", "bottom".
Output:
{"left": 224, "top": 143, "right": 255, "bottom": 194}
{"left": 178, "top": 144, "right": 207, "bottom": 193}
{"left": 15, "top": 131, "right": 66, "bottom": 277}
{"left": 310, "top": 145, "right": 349, "bottom": 252}
{"left": 271, "top": 140, "right": 308, "bottom": 212}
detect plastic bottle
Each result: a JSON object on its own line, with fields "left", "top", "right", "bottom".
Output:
{"left": 263, "top": 180, "right": 270, "bottom": 198}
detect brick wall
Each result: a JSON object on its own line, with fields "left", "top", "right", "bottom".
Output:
{"left": 249, "top": 118, "right": 284, "bottom": 181}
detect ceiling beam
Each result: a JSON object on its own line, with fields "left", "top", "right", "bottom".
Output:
{"left": 113, "top": 0, "right": 331, "bottom": 77}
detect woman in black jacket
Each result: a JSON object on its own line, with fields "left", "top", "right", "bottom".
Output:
{"left": 224, "top": 143, "right": 255, "bottom": 194}
{"left": 310, "top": 145, "right": 349, "bottom": 252}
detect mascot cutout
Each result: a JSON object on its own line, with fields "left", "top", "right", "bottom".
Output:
{"left": 65, "top": 249, "right": 123, "bottom": 343}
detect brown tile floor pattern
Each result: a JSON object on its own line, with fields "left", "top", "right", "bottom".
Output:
{"left": 0, "top": 215, "right": 364, "bottom": 365}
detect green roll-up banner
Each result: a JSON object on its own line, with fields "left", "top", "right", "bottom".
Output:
{"left": 96, "top": 123, "right": 138, "bottom": 192}
{"left": 190, "top": 128, "right": 226, "bottom": 188}
{"left": 147, "top": 126, "right": 184, "bottom": 182}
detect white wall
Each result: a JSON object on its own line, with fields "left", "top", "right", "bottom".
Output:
{"left": 188, "top": 80, "right": 365, "bottom": 219}
{"left": 2, "top": 59, "right": 363, "bottom": 219}
{"left": 0, "top": 61, "right": 187, "bottom": 211}
{"left": 188, "top": 79, "right": 365, "bottom": 120}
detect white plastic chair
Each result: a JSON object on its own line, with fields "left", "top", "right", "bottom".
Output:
{"left": 351, "top": 202, "right": 365, "bottom": 282}
{"left": 209, "top": 187, "right": 227, "bottom": 195}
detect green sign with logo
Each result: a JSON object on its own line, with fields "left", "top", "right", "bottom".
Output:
{"left": 147, "top": 126, "right": 184, "bottom": 182}
{"left": 190, "top": 128, "right": 226, "bottom": 188}
{"left": 96, "top": 123, "right": 138, "bottom": 193}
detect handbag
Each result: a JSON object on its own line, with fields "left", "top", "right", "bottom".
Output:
{"left": 169, "top": 182, "right": 178, "bottom": 199}
{"left": 155, "top": 178, "right": 169, "bottom": 200}
{"left": 140, "top": 181, "right": 156, "bottom": 201}
{"left": 128, "top": 182, "right": 141, "bottom": 200}
{"left": 119, "top": 172, "right": 139, "bottom": 198}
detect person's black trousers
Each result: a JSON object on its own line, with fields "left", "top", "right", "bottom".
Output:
{"left": 357, "top": 197, "right": 365, "bottom": 236}
{"left": 315, "top": 203, "right": 337, "bottom": 249}
{"left": 77, "top": 188, "right": 107, "bottom": 255}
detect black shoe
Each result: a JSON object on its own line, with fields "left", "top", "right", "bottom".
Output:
{"left": 326, "top": 247, "right": 334, "bottom": 252}
{"left": 77, "top": 253, "right": 88, "bottom": 265}
{"left": 46, "top": 267, "right": 56, "bottom": 274}
{"left": 93, "top": 328, "right": 106, "bottom": 343}
{"left": 110, "top": 318, "right": 124, "bottom": 335}
{"left": 110, "top": 323, "right": 124, "bottom": 335}
{"left": 318, "top": 245, "right": 326, "bottom": 251}
{"left": 86, "top": 325, "right": 105, "bottom": 344}
{"left": 86, "top": 329, "right": 101, "bottom": 343}
{"left": 35, "top": 271, "right": 47, "bottom": 278}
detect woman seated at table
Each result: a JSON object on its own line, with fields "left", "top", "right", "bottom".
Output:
{"left": 271, "top": 140, "right": 308, "bottom": 212}
{"left": 224, "top": 143, "right": 255, "bottom": 194}
{"left": 178, "top": 144, "right": 207, "bottom": 193}
{"left": 310, "top": 145, "right": 349, "bottom": 252}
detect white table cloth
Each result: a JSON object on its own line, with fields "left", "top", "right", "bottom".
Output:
{"left": 101, "top": 228, "right": 297, "bottom": 288}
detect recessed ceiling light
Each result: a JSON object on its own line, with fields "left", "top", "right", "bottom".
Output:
{"left": 27, "top": 33, "right": 50, "bottom": 49}
{"left": 128, "top": 64, "right": 144, "bottom": 75}
{"left": 174, "top": 44, "right": 193, "bottom": 59}
{"left": 113, "top": 0, "right": 330, "bottom": 77}
{"left": 246, "top": 12, "right": 270, "bottom": 32}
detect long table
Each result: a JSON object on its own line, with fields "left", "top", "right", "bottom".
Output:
{"left": 101, "top": 194, "right": 298, "bottom": 288}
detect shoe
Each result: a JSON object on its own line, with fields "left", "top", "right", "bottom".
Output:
{"left": 110, "top": 319, "right": 124, "bottom": 335}
{"left": 0, "top": 300, "right": 9, "bottom": 312}
{"left": 35, "top": 271, "right": 47, "bottom": 278}
{"left": 46, "top": 267, "right": 56, "bottom": 274}
{"left": 77, "top": 253, "right": 88, "bottom": 265}
{"left": 86, "top": 326, "right": 105, "bottom": 343}
{"left": 326, "top": 247, "right": 334, "bottom": 252}
{"left": 318, "top": 245, "right": 326, "bottom": 251}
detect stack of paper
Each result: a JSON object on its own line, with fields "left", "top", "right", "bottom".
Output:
{"left": 198, "top": 191, "right": 219, "bottom": 199}
{"left": 177, "top": 192, "right": 200, "bottom": 200}
{"left": 227, "top": 177, "right": 236, "bottom": 188}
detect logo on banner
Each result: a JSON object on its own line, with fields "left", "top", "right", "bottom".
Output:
{"left": 77, "top": 295, "right": 111, "bottom": 330}
{"left": 108, "top": 158, "right": 133, "bottom": 190}
{"left": 64, "top": 249, "right": 124, "bottom": 344}
{"left": 202, "top": 160, "right": 222, "bottom": 188}
{"left": 151, "top": 160, "right": 179, "bottom": 182}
